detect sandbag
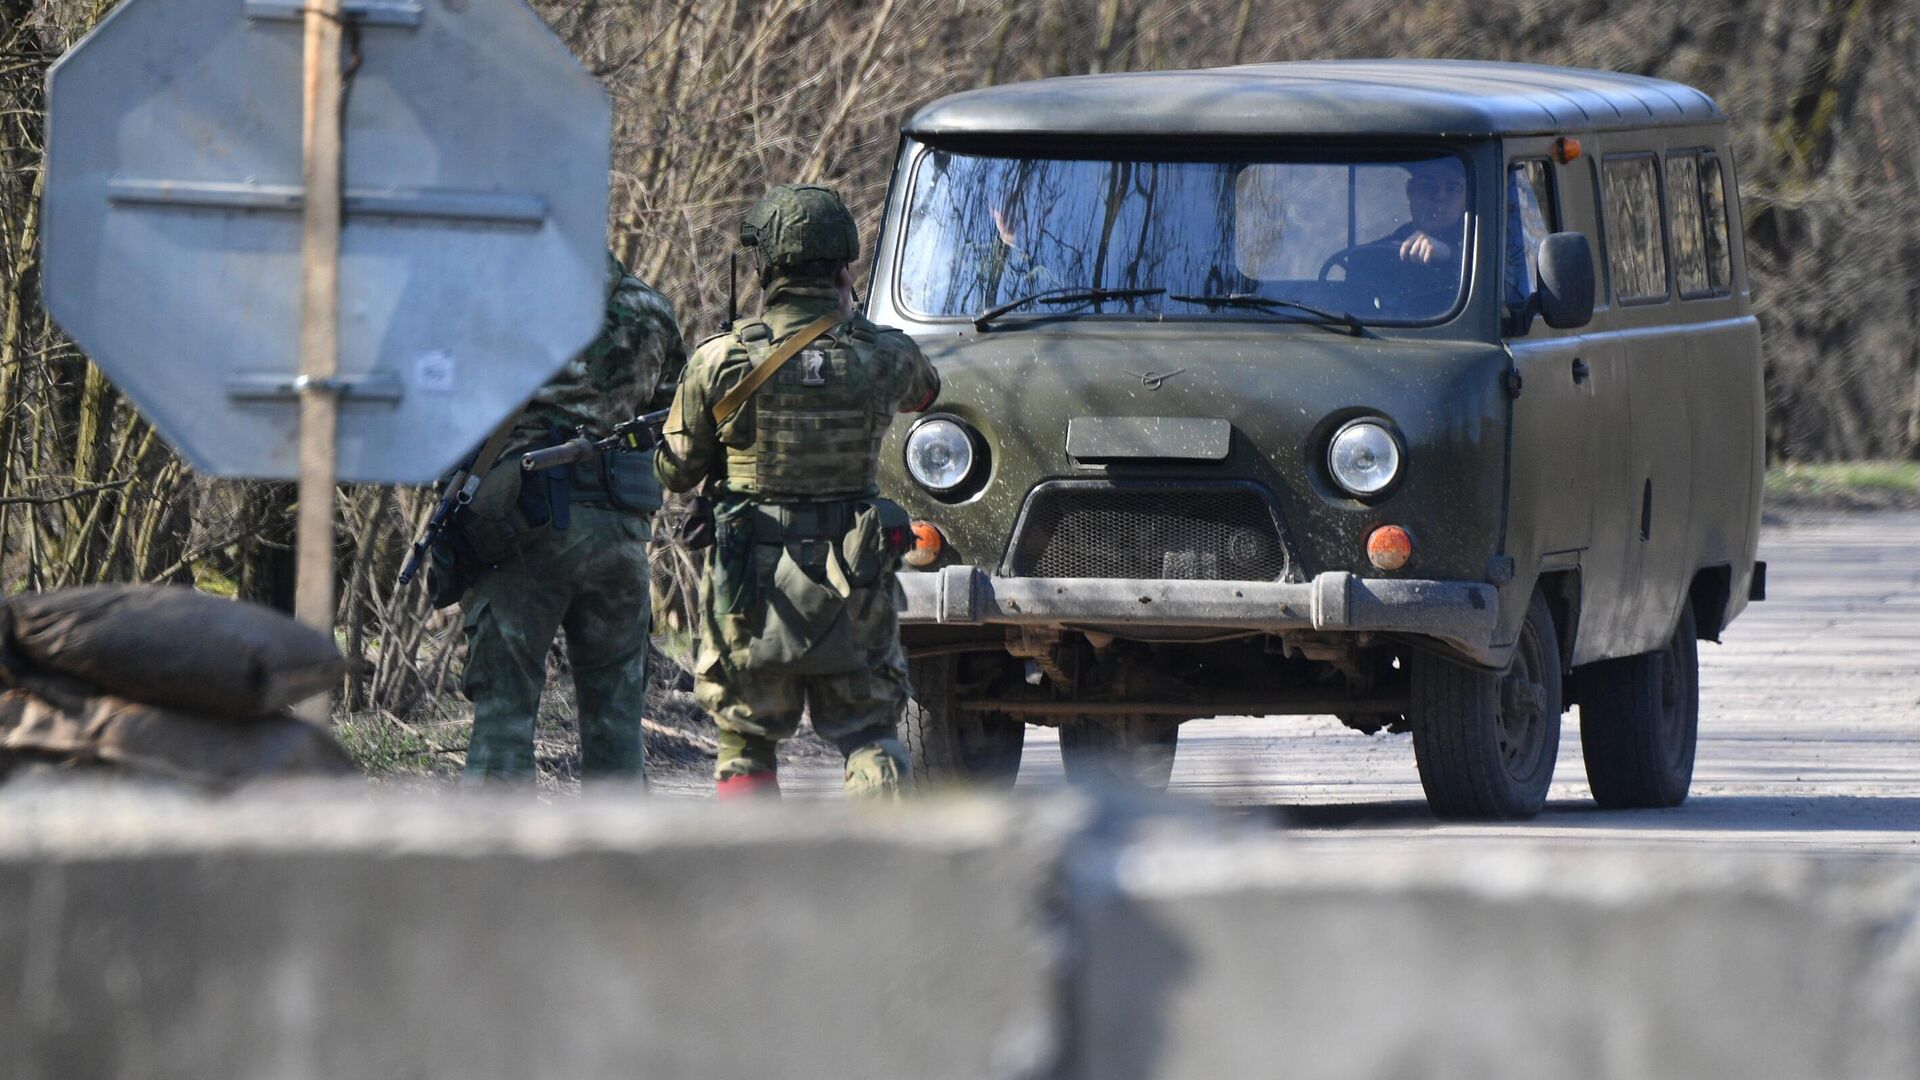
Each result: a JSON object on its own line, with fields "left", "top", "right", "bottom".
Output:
{"left": 0, "top": 689, "right": 354, "bottom": 789}
{"left": 4, "top": 585, "right": 343, "bottom": 718}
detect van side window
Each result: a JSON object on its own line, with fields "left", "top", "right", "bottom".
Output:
{"left": 1504, "top": 160, "right": 1557, "bottom": 313}
{"left": 1600, "top": 155, "right": 1669, "bottom": 303}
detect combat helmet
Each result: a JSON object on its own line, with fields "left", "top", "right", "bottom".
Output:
{"left": 740, "top": 184, "right": 859, "bottom": 273}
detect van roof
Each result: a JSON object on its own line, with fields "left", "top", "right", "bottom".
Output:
{"left": 904, "top": 60, "right": 1723, "bottom": 140}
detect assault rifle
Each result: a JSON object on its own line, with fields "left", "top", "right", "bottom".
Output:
{"left": 520, "top": 407, "right": 671, "bottom": 473}
{"left": 397, "top": 438, "right": 498, "bottom": 587}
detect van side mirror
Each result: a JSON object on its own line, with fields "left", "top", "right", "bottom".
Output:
{"left": 1537, "top": 232, "right": 1595, "bottom": 330}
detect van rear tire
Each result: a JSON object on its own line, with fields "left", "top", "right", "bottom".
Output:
{"left": 902, "top": 655, "right": 1025, "bottom": 790}
{"left": 1058, "top": 715, "right": 1179, "bottom": 792}
{"left": 1410, "top": 590, "right": 1563, "bottom": 820}
{"left": 1578, "top": 600, "right": 1699, "bottom": 809}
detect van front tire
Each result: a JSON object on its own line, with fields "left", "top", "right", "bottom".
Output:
{"left": 1578, "top": 600, "right": 1699, "bottom": 809}
{"left": 902, "top": 655, "right": 1025, "bottom": 789}
{"left": 1410, "top": 590, "right": 1563, "bottom": 820}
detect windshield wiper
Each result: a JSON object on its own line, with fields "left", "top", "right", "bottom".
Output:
{"left": 1169, "top": 293, "right": 1376, "bottom": 339}
{"left": 973, "top": 286, "right": 1166, "bottom": 331}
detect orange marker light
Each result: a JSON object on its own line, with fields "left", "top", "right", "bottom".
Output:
{"left": 1552, "top": 136, "right": 1582, "bottom": 164}
{"left": 904, "top": 521, "right": 945, "bottom": 568}
{"left": 1366, "top": 525, "right": 1413, "bottom": 572}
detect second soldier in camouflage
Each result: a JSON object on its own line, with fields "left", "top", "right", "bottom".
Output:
{"left": 460, "top": 252, "right": 687, "bottom": 783}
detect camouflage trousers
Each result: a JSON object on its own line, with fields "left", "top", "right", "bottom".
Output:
{"left": 697, "top": 663, "right": 910, "bottom": 797}
{"left": 461, "top": 506, "right": 651, "bottom": 782}
{"left": 693, "top": 500, "right": 910, "bottom": 796}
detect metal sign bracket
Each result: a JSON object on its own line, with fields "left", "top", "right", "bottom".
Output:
{"left": 227, "top": 371, "right": 404, "bottom": 403}
{"left": 108, "top": 179, "right": 547, "bottom": 227}
{"left": 244, "top": 0, "right": 423, "bottom": 28}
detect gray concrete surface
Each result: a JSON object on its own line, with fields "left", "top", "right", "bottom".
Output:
{"left": 2, "top": 789, "right": 1916, "bottom": 1080}
{"left": 1069, "top": 839, "right": 1920, "bottom": 1080}
{"left": 0, "top": 792, "right": 1070, "bottom": 1080}
{"left": 764, "top": 512, "right": 1920, "bottom": 856}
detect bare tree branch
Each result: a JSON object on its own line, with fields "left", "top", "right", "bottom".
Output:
{"left": 0, "top": 477, "right": 130, "bottom": 507}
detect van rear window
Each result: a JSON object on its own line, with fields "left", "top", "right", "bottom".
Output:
{"left": 1667, "top": 153, "right": 1734, "bottom": 298}
{"left": 1667, "top": 155, "right": 1710, "bottom": 295}
{"left": 1699, "top": 156, "right": 1735, "bottom": 291}
{"left": 1601, "top": 155, "right": 1670, "bottom": 304}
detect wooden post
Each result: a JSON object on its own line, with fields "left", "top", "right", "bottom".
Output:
{"left": 294, "top": 0, "right": 344, "bottom": 723}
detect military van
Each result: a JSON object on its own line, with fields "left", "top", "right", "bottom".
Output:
{"left": 869, "top": 61, "right": 1765, "bottom": 819}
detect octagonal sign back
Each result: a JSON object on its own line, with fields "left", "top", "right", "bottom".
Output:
{"left": 42, "top": 0, "right": 611, "bottom": 484}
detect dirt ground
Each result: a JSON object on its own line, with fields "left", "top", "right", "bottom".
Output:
{"left": 660, "top": 512, "right": 1920, "bottom": 859}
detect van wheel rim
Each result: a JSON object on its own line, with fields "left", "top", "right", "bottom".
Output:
{"left": 1496, "top": 631, "right": 1550, "bottom": 780}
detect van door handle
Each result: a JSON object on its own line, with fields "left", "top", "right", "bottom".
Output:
{"left": 1571, "top": 358, "right": 1591, "bottom": 385}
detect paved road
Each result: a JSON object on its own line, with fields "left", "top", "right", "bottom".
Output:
{"left": 736, "top": 513, "right": 1920, "bottom": 856}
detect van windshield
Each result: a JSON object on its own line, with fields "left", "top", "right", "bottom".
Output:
{"left": 896, "top": 148, "right": 1472, "bottom": 325}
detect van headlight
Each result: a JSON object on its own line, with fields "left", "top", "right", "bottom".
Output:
{"left": 905, "top": 417, "right": 978, "bottom": 494}
{"left": 1327, "top": 419, "right": 1403, "bottom": 497}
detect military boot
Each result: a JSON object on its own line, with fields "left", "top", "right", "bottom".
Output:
{"left": 843, "top": 738, "right": 909, "bottom": 799}
{"left": 715, "top": 771, "right": 780, "bottom": 799}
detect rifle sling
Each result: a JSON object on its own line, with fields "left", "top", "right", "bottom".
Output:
{"left": 710, "top": 313, "right": 839, "bottom": 426}
{"left": 463, "top": 414, "right": 525, "bottom": 492}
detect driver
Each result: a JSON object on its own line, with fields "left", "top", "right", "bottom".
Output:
{"left": 1379, "top": 157, "right": 1468, "bottom": 267}
{"left": 968, "top": 190, "right": 1057, "bottom": 301}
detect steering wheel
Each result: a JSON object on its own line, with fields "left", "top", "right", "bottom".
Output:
{"left": 1318, "top": 241, "right": 1400, "bottom": 283}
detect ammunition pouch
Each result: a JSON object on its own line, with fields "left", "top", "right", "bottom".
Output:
{"left": 457, "top": 440, "right": 564, "bottom": 567}
{"left": 424, "top": 536, "right": 472, "bottom": 610}
{"left": 712, "top": 500, "right": 760, "bottom": 616}
{"left": 606, "top": 448, "right": 665, "bottom": 513}
{"left": 841, "top": 498, "right": 912, "bottom": 587}
{"left": 561, "top": 446, "right": 664, "bottom": 515}
{"left": 700, "top": 497, "right": 909, "bottom": 676}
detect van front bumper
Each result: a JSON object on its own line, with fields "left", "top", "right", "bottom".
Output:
{"left": 900, "top": 566, "right": 1501, "bottom": 657}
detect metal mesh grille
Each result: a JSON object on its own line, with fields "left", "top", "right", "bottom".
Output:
{"left": 1008, "top": 485, "right": 1288, "bottom": 581}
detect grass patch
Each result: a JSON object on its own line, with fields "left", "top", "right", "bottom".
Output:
{"left": 333, "top": 709, "right": 467, "bottom": 781}
{"left": 330, "top": 658, "right": 719, "bottom": 788}
{"left": 1766, "top": 461, "right": 1920, "bottom": 509}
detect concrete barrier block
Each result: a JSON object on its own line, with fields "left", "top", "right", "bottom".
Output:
{"left": 1067, "top": 840, "right": 1920, "bottom": 1080}
{"left": 0, "top": 786, "right": 1078, "bottom": 1080}
{"left": 7, "top": 786, "right": 1916, "bottom": 1080}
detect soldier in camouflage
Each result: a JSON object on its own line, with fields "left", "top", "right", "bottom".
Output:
{"left": 656, "top": 185, "right": 939, "bottom": 799}
{"left": 461, "top": 252, "right": 687, "bottom": 783}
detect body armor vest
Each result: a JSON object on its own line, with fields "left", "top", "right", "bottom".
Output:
{"left": 719, "top": 320, "right": 890, "bottom": 499}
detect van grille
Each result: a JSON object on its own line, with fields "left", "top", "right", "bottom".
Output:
{"left": 1006, "top": 483, "right": 1289, "bottom": 581}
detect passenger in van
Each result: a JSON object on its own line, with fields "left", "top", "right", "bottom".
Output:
{"left": 1504, "top": 167, "right": 1552, "bottom": 311}
{"left": 1379, "top": 157, "right": 1468, "bottom": 267}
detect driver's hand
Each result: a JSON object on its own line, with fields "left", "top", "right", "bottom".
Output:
{"left": 991, "top": 206, "right": 1018, "bottom": 248}
{"left": 1399, "top": 231, "right": 1453, "bottom": 266}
